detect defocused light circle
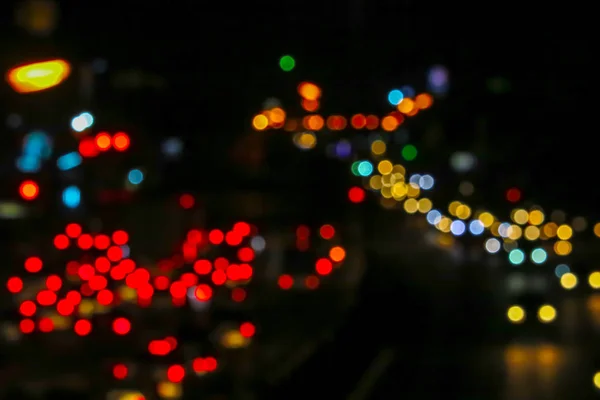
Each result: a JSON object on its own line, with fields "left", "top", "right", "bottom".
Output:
{"left": 508, "top": 249, "right": 525, "bottom": 265}
{"left": 469, "top": 220, "right": 484, "bottom": 235}
{"left": 387, "top": 89, "right": 404, "bottom": 106}
{"left": 530, "top": 248, "right": 547, "bottom": 264}
{"left": 450, "top": 220, "right": 465, "bottom": 236}
{"left": 485, "top": 238, "right": 501, "bottom": 253}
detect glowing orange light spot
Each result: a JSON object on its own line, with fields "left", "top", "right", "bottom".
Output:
{"left": 329, "top": 246, "right": 346, "bottom": 262}
{"left": 415, "top": 93, "right": 433, "bottom": 109}
{"left": 381, "top": 115, "right": 399, "bottom": 132}
{"left": 95, "top": 132, "right": 111, "bottom": 150}
{"left": 19, "top": 180, "right": 39, "bottom": 200}
{"left": 112, "top": 132, "right": 130, "bottom": 151}
{"left": 269, "top": 107, "right": 286, "bottom": 124}
{"left": 397, "top": 98, "right": 415, "bottom": 114}
{"left": 298, "top": 82, "right": 321, "bottom": 101}
{"left": 7, "top": 59, "right": 71, "bottom": 93}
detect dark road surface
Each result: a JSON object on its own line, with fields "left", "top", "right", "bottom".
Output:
{"left": 262, "top": 245, "right": 600, "bottom": 400}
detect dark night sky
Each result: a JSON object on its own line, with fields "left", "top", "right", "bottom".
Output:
{"left": 0, "top": 1, "right": 597, "bottom": 216}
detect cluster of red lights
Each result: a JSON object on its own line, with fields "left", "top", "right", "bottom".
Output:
{"left": 6, "top": 219, "right": 265, "bottom": 383}
{"left": 277, "top": 224, "right": 347, "bottom": 290}
{"left": 78, "top": 131, "right": 131, "bottom": 158}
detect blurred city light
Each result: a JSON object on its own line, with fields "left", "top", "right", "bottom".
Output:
{"left": 7, "top": 59, "right": 71, "bottom": 93}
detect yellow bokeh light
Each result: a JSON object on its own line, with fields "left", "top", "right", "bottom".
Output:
{"left": 594, "top": 372, "right": 600, "bottom": 389}
{"left": 554, "top": 240, "right": 572, "bottom": 256}
{"left": 392, "top": 182, "right": 408, "bottom": 198}
{"left": 157, "top": 381, "right": 182, "bottom": 399}
{"left": 377, "top": 160, "right": 393, "bottom": 175}
{"left": 556, "top": 224, "right": 573, "bottom": 240}
{"left": 7, "top": 59, "right": 71, "bottom": 93}
{"left": 543, "top": 222, "right": 558, "bottom": 238}
{"left": 78, "top": 299, "right": 94, "bottom": 317}
{"left": 437, "top": 217, "right": 451, "bottom": 232}
{"left": 594, "top": 223, "right": 600, "bottom": 238}
{"left": 252, "top": 114, "right": 269, "bottom": 130}
{"left": 478, "top": 212, "right": 494, "bottom": 228}
{"left": 524, "top": 225, "right": 540, "bottom": 241}
{"left": 448, "top": 201, "right": 461, "bottom": 216}
{"left": 403, "top": 198, "right": 418, "bottom": 214}
{"left": 371, "top": 140, "right": 386, "bottom": 155}
{"left": 417, "top": 198, "right": 432, "bottom": 213}
{"left": 560, "top": 272, "right": 577, "bottom": 290}
{"left": 220, "top": 329, "right": 248, "bottom": 349}
{"left": 511, "top": 209, "right": 529, "bottom": 225}
{"left": 508, "top": 225, "right": 522, "bottom": 240}
{"left": 397, "top": 98, "right": 415, "bottom": 114}
{"left": 528, "top": 210, "right": 545, "bottom": 225}
{"left": 507, "top": 305, "right": 525, "bottom": 323}
{"left": 406, "top": 183, "right": 420, "bottom": 198}
{"left": 293, "top": 132, "right": 316, "bottom": 149}
{"left": 392, "top": 164, "right": 406, "bottom": 176}
{"left": 537, "top": 305, "right": 557, "bottom": 323}
{"left": 589, "top": 272, "right": 600, "bottom": 289}
{"left": 456, "top": 205, "right": 472, "bottom": 220}
{"left": 369, "top": 175, "right": 383, "bottom": 190}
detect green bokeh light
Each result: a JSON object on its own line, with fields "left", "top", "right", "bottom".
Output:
{"left": 279, "top": 55, "right": 295, "bottom": 72}
{"left": 402, "top": 145, "right": 417, "bottom": 161}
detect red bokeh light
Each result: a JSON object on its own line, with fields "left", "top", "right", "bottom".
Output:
{"left": 239, "top": 322, "right": 256, "bottom": 338}
{"left": 315, "top": 258, "right": 333, "bottom": 275}
{"left": 53, "top": 234, "right": 70, "bottom": 249}
{"left": 194, "top": 284, "right": 213, "bottom": 301}
{"left": 77, "top": 234, "right": 94, "bottom": 250}
{"left": 148, "top": 340, "right": 170, "bottom": 356}
{"left": 19, "top": 180, "right": 39, "bottom": 200}
{"left": 167, "top": 365, "right": 185, "bottom": 383}
{"left": 231, "top": 287, "right": 246, "bottom": 302}
{"left": 112, "top": 317, "right": 131, "bottom": 335}
{"left": 112, "top": 363, "right": 128, "bottom": 380}
{"left": 65, "top": 223, "right": 82, "bottom": 238}
{"left": 6, "top": 276, "right": 23, "bottom": 293}
{"left": 19, "top": 300, "right": 36, "bottom": 317}
{"left": 278, "top": 274, "right": 293, "bottom": 290}
{"left": 94, "top": 234, "right": 111, "bottom": 250}
{"left": 38, "top": 317, "right": 54, "bottom": 332}
{"left": 19, "top": 319, "right": 35, "bottom": 334}
{"left": 74, "top": 319, "right": 92, "bottom": 336}
{"left": 179, "top": 194, "right": 194, "bottom": 209}
{"left": 319, "top": 224, "right": 335, "bottom": 239}
{"left": 78, "top": 137, "right": 99, "bottom": 157}
{"left": 24, "top": 256, "right": 43, "bottom": 273}
{"left": 305, "top": 275, "right": 320, "bottom": 289}
{"left": 348, "top": 186, "right": 365, "bottom": 203}
{"left": 208, "top": 229, "right": 224, "bottom": 244}
{"left": 45, "top": 274, "right": 62, "bottom": 291}
{"left": 112, "top": 230, "right": 129, "bottom": 245}
{"left": 506, "top": 187, "right": 521, "bottom": 203}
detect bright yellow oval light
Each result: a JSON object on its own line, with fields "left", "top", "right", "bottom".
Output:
{"left": 7, "top": 59, "right": 71, "bottom": 93}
